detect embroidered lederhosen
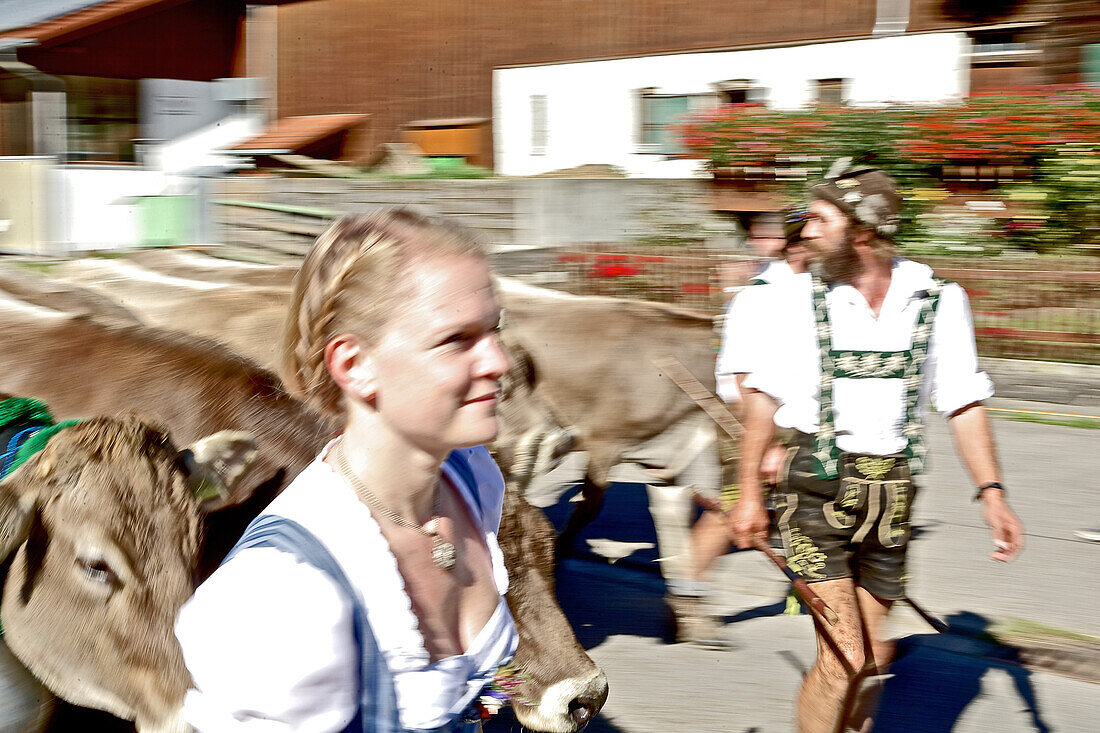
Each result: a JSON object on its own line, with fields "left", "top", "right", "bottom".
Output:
{"left": 772, "top": 274, "right": 944, "bottom": 600}
{"left": 221, "top": 450, "right": 490, "bottom": 733}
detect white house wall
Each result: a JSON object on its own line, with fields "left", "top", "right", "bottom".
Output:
{"left": 494, "top": 32, "right": 970, "bottom": 178}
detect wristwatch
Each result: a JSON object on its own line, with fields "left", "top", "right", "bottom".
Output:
{"left": 973, "top": 482, "right": 1005, "bottom": 502}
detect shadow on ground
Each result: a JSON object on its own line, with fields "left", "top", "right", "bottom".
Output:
{"left": 554, "top": 556, "right": 670, "bottom": 648}
{"left": 540, "top": 481, "right": 677, "bottom": 647}
{"left": 539, "top": 482, "right": 666, "bottom": 574}
{"left": 545, "top": 481, "right": 798, "bottom": 646}
{"left": 873, "top": 612, "right": 1052, "bottom": 732}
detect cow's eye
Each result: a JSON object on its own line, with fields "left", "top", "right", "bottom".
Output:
{"left": 78, "top": 557, "right": 119, "bottom": 586}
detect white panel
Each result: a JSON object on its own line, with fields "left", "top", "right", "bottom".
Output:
{"left": 494, "top": 32, "right": 969, "bottom": 178}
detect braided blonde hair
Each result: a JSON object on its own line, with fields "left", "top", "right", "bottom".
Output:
{"left": 282, "top": 208, "right": 487, "bottom": 416}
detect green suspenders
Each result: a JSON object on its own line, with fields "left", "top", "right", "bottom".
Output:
{"left": 809, "top": 272, "right": 944, "bottom": 480}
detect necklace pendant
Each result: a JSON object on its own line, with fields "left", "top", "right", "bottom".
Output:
{"left": 432, "top": 535, "right": 456, "bottom": 571}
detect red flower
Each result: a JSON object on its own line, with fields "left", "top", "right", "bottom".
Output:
{"left": 589, "top": 264, "right": 641, "bottom": 278}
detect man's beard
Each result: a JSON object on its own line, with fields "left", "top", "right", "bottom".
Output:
{"left": 819, "top": 229, "right": 863, "bottom": 284}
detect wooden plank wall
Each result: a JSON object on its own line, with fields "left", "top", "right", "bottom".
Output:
{"left": 274, "top": 0, "right": 880, "bottom": 166}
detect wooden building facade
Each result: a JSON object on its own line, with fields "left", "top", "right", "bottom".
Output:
{"left": 273, "top": 0, "right": 1097, "bottom": 167}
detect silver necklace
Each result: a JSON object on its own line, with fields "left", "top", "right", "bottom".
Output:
{"left": 333, "top": 442, "right": 457, "bottom": 571}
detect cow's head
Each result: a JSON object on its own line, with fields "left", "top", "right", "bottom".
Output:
{"left": 495, "top": 339, "right": 575, "bottom": 489}
{"left": 499, "top": 486, "right": 608, "bottom": 731}
{"left": 0, "top": 415, "right": 256, "bottom": 733}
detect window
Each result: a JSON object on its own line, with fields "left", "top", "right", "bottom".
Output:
{"left": 814, "top": 78, "right": 848, "bottom": 107}
{"left": 638, "top": 90, "right": 715, "bottom": 155}
{"left": 968, "top": 30, "right": 1039, "bottom": 63}
{"left": 63, "top": 76, "right": 138, "bottom": 162}
{"left": 714, "top": 79, "right": 766, "bottom": 106}
{"left": 967, "top": 29, "right": 1041, "bottom": 92}
{"left": 1085, "top": 44, "right": 1100, "bottom": 85}
{"left": 530, "top": 94, "right": 547, "bottom": 156}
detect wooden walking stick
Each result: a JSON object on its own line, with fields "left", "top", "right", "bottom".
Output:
{"left": 904, "top": 595, "right": 950, "bottom": 634}
{"left": 656, "top": 357, "right": 911, "bottom": 733}
{"left": 753, "top": 538, "right": 840, "bottom": 626}
{"left": 655, "top": 356, "right": 839, "bottom": 627}
{"left": 691, "top": 488, "right": 841, "bottom": 627}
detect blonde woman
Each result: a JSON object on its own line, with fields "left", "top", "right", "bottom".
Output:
{"left": 176, "top": 210, "right": 516, "bottom": 732}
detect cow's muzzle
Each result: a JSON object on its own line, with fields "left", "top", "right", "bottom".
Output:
{"left": 515, "top": 668, "right": 609, "bottom": 732}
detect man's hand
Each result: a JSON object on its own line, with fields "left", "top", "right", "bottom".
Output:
{"left": 728, "top": 496, "right": 769, "bottom": 550}
{"left": 980, "top": 491, "right": 1023, "bottom": 562}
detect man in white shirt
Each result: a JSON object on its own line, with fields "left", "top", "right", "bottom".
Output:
{"left": 727, "top": 161, "right": 1024, "bottom": 733}
{"left": 748, "top": 209, "right": 813, "bottom": 287}
{"left": 665, "top": 209, "right": 814, "bottom": 642}
{"left": 717, "top": 208, "right": 813, "bottom": 404}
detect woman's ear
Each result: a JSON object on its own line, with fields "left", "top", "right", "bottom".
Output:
{"left": 324, "top": 334, "right": 376, "bottom": 403}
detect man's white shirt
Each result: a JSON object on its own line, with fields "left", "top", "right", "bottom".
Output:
{"left": 716, "top": 258, "right": 798, "bottom": 402}
{"left": 738, "top": 259, "right": 993, "bottom": 455}
{"left": 754, "top": 259, "right": 795, "bottom": 285}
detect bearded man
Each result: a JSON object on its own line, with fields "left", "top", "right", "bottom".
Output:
{"left": 727, "top": 161, "right": 1024, "bottom": 733}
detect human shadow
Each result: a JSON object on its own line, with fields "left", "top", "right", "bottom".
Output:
{"left": 873, "top": 611, "right": 1051, "bottom": 732}
{"left": 723, "top": 598, "right": 789, "bottom": 625}
{"left": 554, "top": 555, "right": 670, "bottom": 648}
{"left": 540, "top": 480, "right": 680, "bottom": 645}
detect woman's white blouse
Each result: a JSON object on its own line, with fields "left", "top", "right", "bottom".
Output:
{"left": 175, "top": 443, "right": 518, "bottom": 732}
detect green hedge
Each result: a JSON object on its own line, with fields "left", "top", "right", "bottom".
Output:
{"left": 677, "top": 87, "right": 1100, "bottom": 255}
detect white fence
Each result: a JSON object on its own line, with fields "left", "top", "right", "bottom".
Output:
{"left": 0, "top": 158, "right": 211, "bottom": 254}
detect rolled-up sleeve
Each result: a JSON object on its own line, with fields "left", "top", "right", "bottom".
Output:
{"left": 927, "top": 283, "right": 994, "bottom": 416}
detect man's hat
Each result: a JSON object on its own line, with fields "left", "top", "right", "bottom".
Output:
{"left": 809, "top": 158, "right": 901, "bottom": 239}
{"left": 783, "top": 209, "right": 810, "bottom": 248}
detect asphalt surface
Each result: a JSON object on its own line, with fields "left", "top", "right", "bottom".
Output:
{"left": 497, "top": 397, "right": 1099, "bottom": 733}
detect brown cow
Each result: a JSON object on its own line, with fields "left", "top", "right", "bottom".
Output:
{"left": 126, "top": 250, "right": 297, "bottom": 289}
{"left": 46, "top": 253, "right": 719, "bottom": 507}
{"left": 495, "top": 277, "right": 720, "bottom": 553}
{"left": 0, "top": 292, "right": 606, "bottom": 733}
{"left": 50, "top": 259, "right": 292, "bottom": 369}
{"left": 33, "top": 254, "right": 719, "bottom": 594}
{"left": 0, "top": 415, "right": 257, "bottom": 733}
{"left": 30, "top": 255, "right": 723, "bottom": 597}
{"left": 0, "top": 267, "right": 142, "bottom": 327}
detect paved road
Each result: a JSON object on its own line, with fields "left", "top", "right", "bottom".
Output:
{"left": 494, "top": 399, "right": 1099, "bottom": 733}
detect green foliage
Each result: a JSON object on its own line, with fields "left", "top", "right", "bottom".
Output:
{"left": 676, "top": 87, "right": 1100, "bottom": 255}
{"left": 1003, "top": 144, "right": 1100, "bottom": 255}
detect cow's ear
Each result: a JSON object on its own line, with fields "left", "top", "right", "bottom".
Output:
{"left": 178, "top": 431, "right": 258, "bottom": 513}
{"left": 500, "top": 339, "right": 537, "bottom": 400}
{"left": 0, "top": 469, "right": 39, "bottom": 562}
